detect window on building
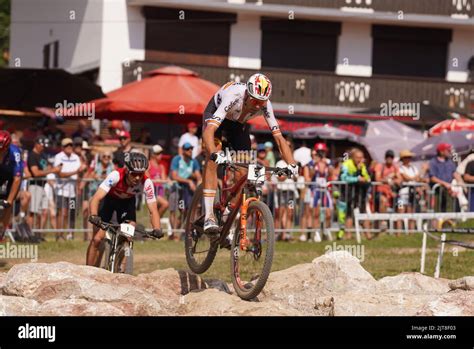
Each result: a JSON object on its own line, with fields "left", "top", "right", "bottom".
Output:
{"left": 43, "top": 40, "right": 59, "bottom": 69}
{"left": 143, "top": 7, "right": 236, "bottom": 66}
{"left": 261, "top": 18, "right": 341, "bottom": 72}
{"left": 372, "top": 25, "right": 452, "bottom": 78}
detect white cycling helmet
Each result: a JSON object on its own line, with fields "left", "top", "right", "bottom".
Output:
{"left": 246, "top": 73, "right": 272, "bottom": 101}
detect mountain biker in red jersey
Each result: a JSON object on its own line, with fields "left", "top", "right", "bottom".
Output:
{"left": 86, "top": 152, "right": 163, "bottom": 266}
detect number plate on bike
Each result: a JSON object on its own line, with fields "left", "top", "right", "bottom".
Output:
{"left": 120, "top": 223, "right": 135, "bottom": 238}
{"left": 247, "top": 164, "right": 265, "bottom": 184}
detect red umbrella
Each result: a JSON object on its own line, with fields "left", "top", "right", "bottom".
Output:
{"left": 69, "top": 66, "right": 219, "bottom": 123}
{"left": 429, "top": 118, "right": 474, "bottom": 136}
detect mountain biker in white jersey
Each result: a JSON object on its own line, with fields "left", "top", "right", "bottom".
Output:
{"left": 201, "top": 73, "right": 298, "bottom": 234}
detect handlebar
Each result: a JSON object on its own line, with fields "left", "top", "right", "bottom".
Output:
{"left": 210, "top": 153, "right": 293, "bottom": 177}
{"left": 93, "top": 221, "right": 153, "bottom": 238}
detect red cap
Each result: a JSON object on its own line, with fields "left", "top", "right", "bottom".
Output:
{"left": 314, "top": 142, "right": 328, "bottom": 152}
{"left": 436, "top": 143, "right": 452, "bottom": 153}
{"left": 187, "top": 122, "right": 198, "bottom": 129}
{"left": 109, "top": 120, "right": 124, "bottom": 130}
{"left": 118, "top": 130, "right": 131, "bottom": 139}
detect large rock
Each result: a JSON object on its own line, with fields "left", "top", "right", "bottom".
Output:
{"left": 37, "top": 299, "right": 126, "bottom": 316}
{"left": 260, "top": 251, "right": 376, "bottom": 314}
{"left": 327, "top": 293, "right": 438, "bottom": 316}
{"left": 417, "top": 290, "right": 474, "bottom": 316}
{"left": 0, "top": 295, "right": 38, "bottom": 316}
{"left": 178, "top": 289, "right": 304, "bottom": 316}
{"left": 448, "top": 276, "right": 474, "bottom": 291}
{"left": 1, "top": 251, "right": 473, "bottom": 316}
{"left": 376, "top": 273, "right": 451, "bottom": 295}
{"left": 2, "top": 262, "right": 181, "bottom": 315}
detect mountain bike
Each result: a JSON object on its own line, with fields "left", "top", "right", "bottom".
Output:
{"left": 92, "top": 220, "right": 157, "bottom": 274}
{"left": 184, "top": 156, "right": 292, "bottom": 300}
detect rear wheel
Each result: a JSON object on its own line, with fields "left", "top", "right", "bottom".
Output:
{"left": 184, "top": 184, "right": 219, "bottom": 274}
{"left": 231, "top": 200, "right": 275, "bottom": 300}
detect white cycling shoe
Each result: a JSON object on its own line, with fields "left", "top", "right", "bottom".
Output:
{"left": 204, "top": 217, "right": 219, "bottom": 235}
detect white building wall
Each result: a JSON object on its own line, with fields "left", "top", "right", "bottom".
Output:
{"left": 9, "top": 0, "right": 102, "bottom": 73}
{"left": 446, "top": 28, "right": 474, "bottom": 82}
{"left": 228, "top": 13, "right": 261, "bottom": 70}
{"left": 335, "top": 22, "right": 372, "bottom": 77}
{"left": 98, "top": 0, "right": 145, "bottom": 92}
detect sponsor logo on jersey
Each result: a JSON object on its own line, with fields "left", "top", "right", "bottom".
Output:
{"left": 224, "top": 98, "right": 239, "bottom": 112}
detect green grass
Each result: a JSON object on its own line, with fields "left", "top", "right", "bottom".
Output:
{"left": 1, "top": 232, "right": 473, "bottom": 281}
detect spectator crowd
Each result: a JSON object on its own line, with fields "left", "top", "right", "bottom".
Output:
{"left": 2, "top": 117, "right": 474, "bottom": 243}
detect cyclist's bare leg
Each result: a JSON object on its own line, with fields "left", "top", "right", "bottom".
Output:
{"left": 0, "top": 206, "right": 12, "bottom": 238}
{"left": 203, "top": 159, "right": 218, "bottom": 220}
{"left": 86, "top": 225, "right": 105, "bottom": 266}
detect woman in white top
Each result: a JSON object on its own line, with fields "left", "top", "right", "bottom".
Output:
{"left": 398, "top": 150, "right": 424, "bottom": 231}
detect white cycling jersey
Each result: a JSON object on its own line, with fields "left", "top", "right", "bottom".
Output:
{"left": 205, "top": 82, "right": 282, "bottom": 137}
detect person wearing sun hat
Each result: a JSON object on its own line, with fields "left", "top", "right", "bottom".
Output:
{"left": 397, "top": 149, "right": 423, "bottom": 230}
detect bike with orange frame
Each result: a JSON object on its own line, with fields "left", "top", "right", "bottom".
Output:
{"left": 184, "top": 152, "right": 293, "bottom": 300}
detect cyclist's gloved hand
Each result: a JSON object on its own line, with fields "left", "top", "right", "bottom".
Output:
{"left": 0, "top": 200, "right": 11, "bottom": 209}
{"left": 150, "top": 228, "right": 164, "bottom": 239}
{"left": 88, "top": 215, "right": 102, "bottom": 227}
{"left": 212, "top": 151, "right": 228, "bottom": 165}
{"left": 286, "top": 163, "right": 299, "bottom": 178}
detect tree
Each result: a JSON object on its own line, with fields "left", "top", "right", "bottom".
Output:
{"left": 0, "top": 0, "right": 10, "bottom": 67}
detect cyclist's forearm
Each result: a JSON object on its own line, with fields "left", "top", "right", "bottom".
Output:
{"left": 148, "top": 202, "right": 161, "bottom": 229}
{"left": 274, "top": 135, "right": 295, "bottom": 165}
{"left": 7, "top": 176, "right": 21, "bottom": 204}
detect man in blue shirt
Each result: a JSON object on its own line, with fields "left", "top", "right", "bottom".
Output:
{"left": 169, "top": 142, "right": 202, "bottom": 234}
{"left": 0, "top": 131, "right": 24, "bottom": 237}
{"left": 429, "top": 143, "right": 463, "bottom": 212}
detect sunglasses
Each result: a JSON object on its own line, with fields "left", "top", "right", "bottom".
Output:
{"left": 64, "top": 143, "right": 73, "bottom": 148}
{"left": 102, "top": 155, "right": 111, "bottom": 159}
{"left": 184, "top": 147, "right": 193, "bottom": 151}
{"left": 129, "top": 171, "right": 144, "bottom": 177}
{"left": 248, "top": 98, "right": 266, "bottom": 107}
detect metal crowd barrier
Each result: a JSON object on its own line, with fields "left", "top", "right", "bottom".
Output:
{"left": 2, "top": 177, "right": 473, "bottom": 239}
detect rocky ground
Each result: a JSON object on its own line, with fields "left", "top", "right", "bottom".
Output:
{"left": 0, "top": 251, "right": 472, "bottom": 316}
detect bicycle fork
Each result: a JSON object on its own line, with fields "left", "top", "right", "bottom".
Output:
{"left": 239, "top": 193, "right": 258, "bottom": 251}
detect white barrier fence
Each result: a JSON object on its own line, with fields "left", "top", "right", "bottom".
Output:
{"left": 1, "top": 178, "right": 473, "bottom": 239}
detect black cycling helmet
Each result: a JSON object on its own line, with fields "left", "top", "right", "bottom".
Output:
{"left": 124, "top": 151, "right": 148, "bottom": 173}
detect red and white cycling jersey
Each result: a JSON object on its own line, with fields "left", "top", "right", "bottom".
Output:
{"left": 99, "top": 167, "right": 156, "bottom": 203}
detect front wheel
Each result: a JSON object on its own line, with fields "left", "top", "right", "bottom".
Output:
{"left": 114, "top": 240, "right": 134, "bottom": 274}
{"left": 231, "top": 200, "right": 275, "bottom": 300}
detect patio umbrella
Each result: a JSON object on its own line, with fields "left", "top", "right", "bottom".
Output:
{"left": 361, "top": 119, "right": 424, "bottom": 162}
{"left": 411, "top": 130, "right": 474, "bottom": 160}
{"left": 293, "top": 124, "right": 360, "bottom": 142}
{"left": 0, "top": 68, "right": 105, "bottom": 111}
{"left": 72, "top": 66, "right": 220, "bottom": 123}
{"left": 429, "top": 118, "right": 474, "bottom": 136}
